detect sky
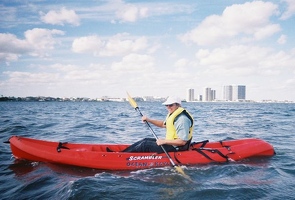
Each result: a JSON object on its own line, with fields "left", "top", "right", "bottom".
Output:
{"left": 0, "top": 0, "right": 295, "bottom": 101}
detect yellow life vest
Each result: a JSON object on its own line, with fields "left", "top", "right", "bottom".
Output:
{"left": 165, "top": 107, "right": 194, "bottom": 140}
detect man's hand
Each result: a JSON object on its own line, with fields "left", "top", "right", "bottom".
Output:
{"left": 141, "top": 115, "right": 148, "bottom": 122}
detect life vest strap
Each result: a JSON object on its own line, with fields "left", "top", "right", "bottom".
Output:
{"left": 179, "top": 110, "right": 194, "bottom": 128}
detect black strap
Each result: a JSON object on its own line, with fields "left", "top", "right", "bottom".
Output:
{"left": 192, "top": 147, "right": 230, "bottom": 162}
{"left": 219, "top": 141, "right": 231, "bottom": 150}
{"left": 190, "top": 140, "right": 209, "bottom": 148}
{"left": 57, "top": 142, "right": 69, "bottom": 153}
{"left": 195, "top": 148, "right": 214, "bottom": 161}
{"left": 174, "top": 146, "right": 231, "bottom": 164}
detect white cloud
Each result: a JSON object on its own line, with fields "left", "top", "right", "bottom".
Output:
{"left": 253, "top": 24, "right": 281, "bottom": 40}
{"left": 0, "top": 33, "right": 29, "bottom": 62}
{"left": 277, "top": 34, "right": 287, "bottom": 44}
{"left": 175, "top": 58, "right": 189, "bottom": 68}
{"left": 116, "top": 4, "right": 148, "bottom": 22}
{"left": 48, "top": 63, "right": 109, "bottom": 83}
{"left": 111, "top": 53, "right": 154, "bottom": 71}
{"left": 50, "top": 63, "right": 79, "bottom": 72}
{"left": 0, "top": 53, "right": 19, "bottom": 63}
{"left": 75, "top": 1, "right": 193, "bottom": 24}
{"left": 0, "top": 28, "right": 64, "bottom": 62}
{"left": 174, "top": 58, "right": 196, "bottom": 72}
{"left": 195, "top": 45, "right": 295, "bottom": 77}
{"left": 72, "top": 33, "right": 148, "bottom": 56}
{"left": 0, "top": 33, "right": 28, "bottom": 53}
{"left": 40, "top": 7, "right": 80, "bottom": 26}
{"left": 280, "top": 0, "right": 295, "bottom": 20}
{"left": 3, "top": 71, "right": 60, "bottom": 85}
{"left": 71, "top": 35, "right": 104, "bottom": 54}
{"left": 181, "top": 1, "right": 280, "bottom": 46}
{"left": 24, "top": 28, "right": 64, "bottom": 55}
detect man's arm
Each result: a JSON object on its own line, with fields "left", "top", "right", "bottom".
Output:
{"left": 157, "top": 138, "right": 186, "bottom": 146}
{"left": 142, "top": 116, "right": 166, "bottom": 128}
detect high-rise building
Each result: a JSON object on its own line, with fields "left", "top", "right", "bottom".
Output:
{"left": 198, "top": 95, "right": 203, "bottom": 101}
{"left": 232, "top": 85, "right": 246, "bottom": 101}
{"left": 186, "top": 88, "right": 194, "bottom": 102}
{"left": 223, "top": 85, "right": 246, "bottom": 101}
{"left": 204, "top": 87, "right": 216, "bottom": 101}
{"left": 223, "top": 85, "right": 233, "bottom": 101}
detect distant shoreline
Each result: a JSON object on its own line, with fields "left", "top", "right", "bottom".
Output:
{"left": 0, "top": 96, "right": 293, "bottom": 104}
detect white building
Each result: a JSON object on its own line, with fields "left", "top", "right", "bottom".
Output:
{"left": 223, "top": 85, "right": 233, "bottom": 101}
{"left": 186, "top": 88, "right": 194, "bottom": 102}
{"left": 224, "top": 85, "right": 246, "bottom": 101}
{"left": 204, "top": 87, "right": 216, "bottom": 102}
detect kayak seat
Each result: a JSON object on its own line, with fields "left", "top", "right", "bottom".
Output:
{"left": 176, "top": 137, "right": 192, "bottom": 151}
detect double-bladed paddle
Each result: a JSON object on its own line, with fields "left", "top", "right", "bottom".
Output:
{"left": 127, "top": 92, "right": 193, "bottom": 182}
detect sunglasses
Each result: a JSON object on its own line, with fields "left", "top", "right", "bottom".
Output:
{"left": 165, "top": 104, "right": 175, "bottom": 107}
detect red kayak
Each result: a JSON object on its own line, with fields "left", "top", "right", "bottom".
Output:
{"left": 8, "top": 136, "right": 275, "bottom": 170}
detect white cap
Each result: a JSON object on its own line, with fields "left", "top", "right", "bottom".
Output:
{"left": 162, "top": 96, "right": 181, "bottom": 105}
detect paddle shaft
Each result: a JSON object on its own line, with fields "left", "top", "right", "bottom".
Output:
{"left": 134, "top": 107, "right": 177, "bottom": 167}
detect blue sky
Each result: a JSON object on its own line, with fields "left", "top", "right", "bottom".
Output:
{"left": 0, "top": 0, "right": 294, "bottom": 101}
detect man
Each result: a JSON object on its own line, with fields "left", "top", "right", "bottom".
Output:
{"left": 121, "top": 96, "right": 194, "bottom": 153}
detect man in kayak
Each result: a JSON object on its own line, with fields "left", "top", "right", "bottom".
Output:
{"left": 120, "top": 96, "right": 194, "bottom": 153}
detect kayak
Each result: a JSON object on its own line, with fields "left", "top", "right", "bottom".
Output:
{"left": 8, "top": 136, "right": 275, "bottom": 170}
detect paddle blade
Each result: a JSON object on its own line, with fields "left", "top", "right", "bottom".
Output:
{"left": 126, "top": 92, "right": 138, "bottom": 109}
{"left": 174, "top": 166, "right": 194, "bottom": 182}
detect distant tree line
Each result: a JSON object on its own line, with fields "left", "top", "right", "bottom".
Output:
{"left": 0, "top": 96, "right": 94, "bottom": 102}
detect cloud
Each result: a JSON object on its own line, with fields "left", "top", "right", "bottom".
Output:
{"left": 195, "top": 45, "right": 295, "bottom": 77}
{"left": 107, "top": 1, "right": 193, "bottom": 23}
{"left": 24, "top": 28, "right": 64, "bottom": 54}
{"left": 280, "top": 0, "right": 295, "bottom": 20}
{"left": 71, "top": 35, "right": 104, "bottom": 54}
{"left": 175, "top": 58, "right": 189, "bottom": 68}
{"left": 111, "top": 53, "right": 154, "bottom": 71}
{"left": 3, "top": 71, "right": 60, "bottom": 85}
{"left": 0, "top": 33, "right": 30, "bottom": 61}
{"left": 277, "top": 34, "right": 287, "bottom": 44}
{"left": 40, "top": 7, "right": 80, "bottom": 26}
{"left": 116, "top": 3, "right": 148, "bottom": 22}
{"left": 0, "top": 28, "right": 64, "bottom": 62}
{"left": 181, "top": 1, "right": 280, "bottom": 46}
{"left": 72, "top": 33, "right": 148, "bottom": 56}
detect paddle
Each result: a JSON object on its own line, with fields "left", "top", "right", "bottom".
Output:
{"left": 127, "top": 92, "right": 193, "bottom": 182}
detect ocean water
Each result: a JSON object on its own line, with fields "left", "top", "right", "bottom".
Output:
{"left": 0, "top": 101, "right": 294, "bottom": 200}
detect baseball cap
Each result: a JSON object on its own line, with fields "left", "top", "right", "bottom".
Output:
{"left": 162, "top": 96, "right": 181, "bottom": 105}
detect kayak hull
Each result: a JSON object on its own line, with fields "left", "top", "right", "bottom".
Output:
{"left": 9, "top": 136, "right": 275, "bottom": 170}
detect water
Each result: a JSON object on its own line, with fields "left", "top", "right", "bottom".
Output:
{"left": 1, "top": 101, "right": 294, "bottom": 200}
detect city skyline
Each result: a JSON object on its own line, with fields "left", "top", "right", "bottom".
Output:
{"left": 1, "top": 84, "right": 292, "bottom": 103}
{"left": 186, "top": 85, "right": 246, "bottom": 102}
{"left": 0, "top": 1, "right": 295, "bottom": 101}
